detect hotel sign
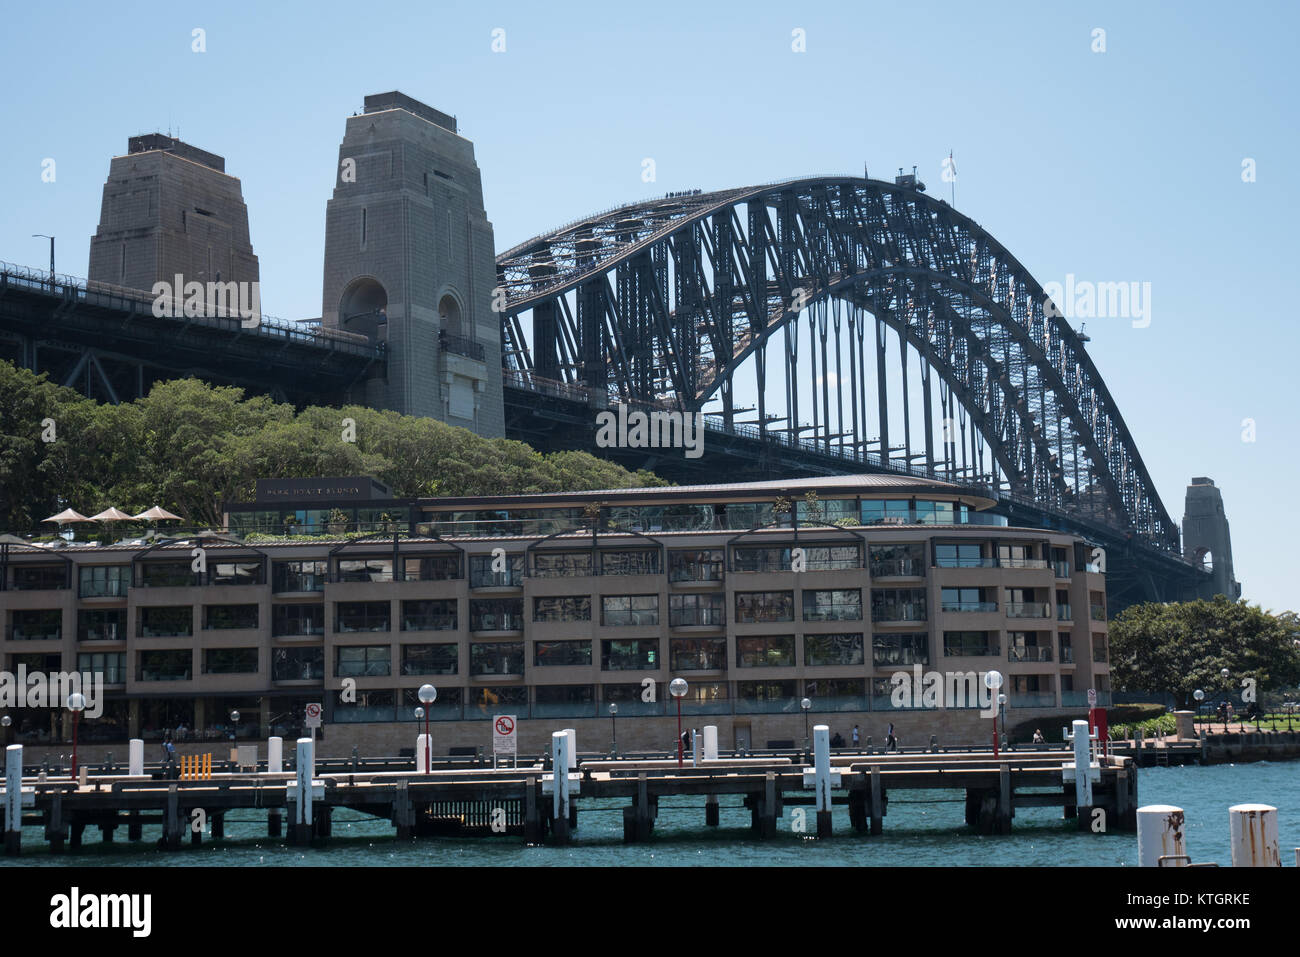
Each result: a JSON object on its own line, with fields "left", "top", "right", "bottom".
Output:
{"left": 254, "top": 476, "right": 390, "bottom": 503}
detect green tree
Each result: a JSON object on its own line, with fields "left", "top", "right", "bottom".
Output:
{"left": 1108, "top": 597, "right": 1300, "bottom": 708}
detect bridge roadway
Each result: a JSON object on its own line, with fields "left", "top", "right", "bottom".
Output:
{"left": 6, "top": 749, "right": 1137, "bottom": 852}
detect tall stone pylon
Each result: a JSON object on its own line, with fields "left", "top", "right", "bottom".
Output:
{"left": 1181, "top": 477, "right": 1241, "bottom": 600}
{"left": 321, "top": 92, "right": 504, "bottom": 436}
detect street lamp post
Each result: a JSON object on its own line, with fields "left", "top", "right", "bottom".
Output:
{"left": 32, "top": 234, "right": 54, "bottom": 284}
{"left": 800, "top": 697, "right": 812, "bottom": 758}
{"left": 669, "top": 678, "right": 688, "bottom": 768}
{"left": 66, "top": 693, "right": 86, "bottom": 778}
{"left": 418, "top": 684, "right": 437, "bottom": 773}
{"left": 1221, "top": 668, "right": 1232, "bottom": 731}
{"left": 1194, "top": 689, "right": 1205, "bottom": 732}
{"left": 984, "top": 671, "right": 1004, "bottom": 757}
{"left": 608, "top": 702, "right": 618, "bottom": 756}
{"left": 997, "top": 694, "right": 1007, "bottom": 751}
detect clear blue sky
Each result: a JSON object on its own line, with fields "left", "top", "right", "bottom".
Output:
{"left": 1, "top": 0, "right": 1295, "bottom": 611}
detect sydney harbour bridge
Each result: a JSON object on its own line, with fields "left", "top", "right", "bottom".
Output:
{"left": 0, "top": 96, "right": 1232, "bottom": 612}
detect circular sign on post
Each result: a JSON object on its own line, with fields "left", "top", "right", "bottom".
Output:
{"left": 305, "top": 702, "right": 322, "bottom": 729}
{"left": 495, "top": 716, "right": 514, "bottom": 736}
{"left": 493, "top": 714, "right": 517, "bottom": 754}
{"left": 1087, "top": 688, "right": 1098, "bottom": 707}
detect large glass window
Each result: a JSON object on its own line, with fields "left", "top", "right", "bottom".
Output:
{"left": 869, "top": 543, "right": 925, "bottom": 576}
{"left": 77, "top": 652, "right": 126, "bottom": 684}
{"left": 209, "top": 561, "right": 263, "bottom": 586}
{"left": 469, "top": 553, "right": 523, "bottom": 588}
{"left": 469, "top": 598, "right": 524, "bottom": 631}
{"left": 468, "top": 686, "right": 528, "bottom": 718}
{"left": 203, "top": 648, "right": 259, "bottom": 674}
{"left": 934, "top": 543, "right": 990, "bottom": 568}
{"left": 669, "top": 637, "right": 727, "bottom": 671}
{"left": 796, "top": 498, "right": 858, "bottom": 525}
{"left": 533, "top": 596, "right": 591, "bottom": 623}
{"left": 678, "top": 681, "right": 729, "bottom": 714}
{"left": 8, "top": 610, "right": 61, "bottom": 641}
{"left": 203, "top": 604, "right": 258, "bottom": 630}
{"left": 860, "top": 500, "right": 911, "bottom": 525}
{"left": 667, "top": 549, "right": 724, "bottom": 583}
{"left": 600, "top": 550, "right": 661, "bottom": 576}
{"left": 601, "top": 595, "right": 658, "bottom": 627}
{"left": 138, "top": 650, "right": 192, "bottom": 681}
{"left": 943, "top": 631, "right": 999, "bottom": 656}
{"left": 271, "top": 560, "right": 327, "bottom": 593}
{"left": 870, "top": 588, "right": 927, "bottom": 622}
{"left": 335, "top": 645, "right": 391, "bottom": 677}
{"left": 401, "top": 643, "right": 458, "bottom": 675}
{"left": 77, "top": 609, "right": 125, "bottom": 642}
{"left": 737, "top": 635, "right": 796, "bottom": 668}
{"left": 401, "top": 599, "right": 457, "bottom": 631}
{"left": 400, "top": 686, "right": 463, "bottom": 722}
{"left": 11, "top": 564, "right": 66, "bottom": 590}
{"left": 531, "top": 551, "right": 592, "bottom": 579}
{"left": 272, "top": 647, "right": 325, "bottom": 681}
{"left": 335, "top": 601, "right": 390, "bottom": 633}
{"left": 735, "top": 680, "right": 797, "bottom": 713}
{"left": 913, "top": 500, "right": 955, "bottom": 525}
{"left": 803, "top": 677, "right": 868, "bottom": 711}
{"left": 998, "top": 544, "right": 1045, "bottom": 568}
{"left": 138, "top": 606, "right": 193, "bottom": 638}
{"left": 138, "top": 561, "right": 195, "bottom": 588}
{"left": 802, "top": 589, "right": 862, "bottom": 621}
{"left": 872, "top": 632, "right": 929, "bottom": 667}
{"left": 804, "top": 633, "right": 864, "bottom": 667}
{"left": 534, "top": 685, "right": 595, "bottom": 718}
{"left": 79, "top": 564, "right": 130, "bottom": 598}
{"left": 271, "top": 603, "right": 324, "bottom": 637}
{"left": 669, "top": 593, "right": 726, "bottom": 627}
{"left": 470, "top": 642, "right": 524, "bottom": 676}
{"left": 734, "top": 591, "right": 794, "bottom": 624}
{"left": 334, "top": 690, "right": 395, "bottom": 723}
{"left": 1008, "top": 631, "right": 1052, "bottom": 662}
{"left": 941, "top": 587, "right": 996, "bottom": 612}
{"left": 402, "top": 555, "right": 461, "bottom": 581}
{"left": 600, "top": 639, "right": 658, "bottom": 671}
{"left": 337, "top": 557, "right": 395, "bottom": 582}
{"left": 603, "top": 682, "right": 665, "bottom": 716}
{"left": 533, "top": 640, "right": 592, "bottom": 667}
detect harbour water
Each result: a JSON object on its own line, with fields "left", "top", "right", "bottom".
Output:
{"left": 3, "top": 762, "right": 1295, "bottom": 867}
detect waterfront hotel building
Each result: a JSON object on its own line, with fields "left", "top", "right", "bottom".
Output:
{"left": 0, "top": 475, "right": 1110, "bottom": 756}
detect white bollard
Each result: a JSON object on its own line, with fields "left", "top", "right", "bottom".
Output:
{"left": 267, "top": 736, "right": 282, "bottom": 774}
{"left": 416, "top": 734, "right": 432, "bottom": 772}
{"left": 813, "top": 726, "right": 831, "bottom": 813}
{"left": 564, "top": 728, "right": 576, "bottom": 769}
{"left": 703, "top": 726, "right": 718, "bottom": 761}
{"left": 1137, "top": 805, "right": 1186, "bottom": 867}
{"left": 1072, "top": 719, "right": 1093, "bottom": 808}
{"left": 552, "top": 732, "right": 568, "bottom": 820}
{"left": 295, "top": 737, "right": 314, "bottom": 827}
{"left": 128, "top": 739, "right": 143, "bottom": 777}
{"left": 1228, "top": 804, "right": 1281, "bottom": 867}
{"left": 5, "top": 745, "right": 21, "bottom": 845}
{"left": 692, "top": 729, "right": 701, "bottom": 766}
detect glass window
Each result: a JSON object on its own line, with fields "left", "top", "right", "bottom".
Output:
{"left": 335, "top": 645, "right": 391, "bottom": 677}
{"left": 669, "top": 637, "right": 727, "bottom": 671}
{"left": 401, "top": 599, "right": 457, "bottom": 631}
{"left": 78, "top": 564, "right": 130, "bottom": 598}
{"left": 943, "top": 631, "right": 999, "bottom": 656}
{"left": 737, "top": 635, "right": 796, "bottom": 668}
{"left": 603, "top": 682, "right": 665, "bottom": 716}
{"left": 77, "top": 608, "right": 125, "bottom": 642}
{"left": 533, "top": 596, "right": 591, "bottom": 623}
{"left": 600, "top": 595, "right": 659, "bottom": 626}
{"left": 138, "top": 561, "right": 195, "bottom": 588}
{"left": 272, "top": 647, "right": 325, "bottom": 681}
{"left": 803, "top": 678, "right": 867, "bottom": 711}
{"left": 872, "top": 632, "right": 930, "bottom": 666}
{"left": 11, "top": 564, "right": 67, "bottom": 590}
{"left": 271, "top": 603, "right": 324, "bottom": 637}
{"left": 470, "top": 642, "right": 524, "bottom": 676}
{"left": 734, "top": 591, "right": 794, "bottom": 623}
{"left": 534, "top": 684, "right": 595, "bottom": 718}
{"left": 203, "top": 648, "right": 259, "bottom": 674}
{"left": 600, "top": 550, "right": 661, "bottom": 576}
{"left": 138, "top": 606, "right": 193, "bottom": 637}
{"left": 802, "top": 589, "right": 862, "bottom": 621}
{"left": 667, "top": 549, "right": 724, "bottom": 583}
{"left": 870, "top": 588, "right": 927, "bottom": 622}
{"left": 533, "top": 640, "right": 592, "bottom": 667}
{"left": 401, "top": 643, "right": 458, "bottom": 675}
{"left": 399, "top": 686, "right": 463, "bottom": 721}
{"left": 337, "top": 557, "right": 394, "bottom": 582}
{"left": 138, "top": 650, "right": 192, "bottom": 681}
{"left": 531, "top": 551, "right": 593, "bottom": 579}
{"left": 272, "top": 560, "right": 327, "bottom": 593}
{"left": 669, "top": 593, "right": 726, "bottom": 627}
{"left": 333, "top": 690, "right": 395, "bottom": 723}
{"left": 914, "top": 500, "right": 955, "bottom": 524}
{"left": 468, "top": 686, "right": 528, "bottom": 718}
{"left": 860, "top": 499, "right": 911, "bottom": 525}
{"left": 203, "top": 604, "right": 258, "bottom": 630}
{"left": 934, "top": 543, "right": 987, "bottom": 568}
{"left": 869, "top": 543, "right": 925, "bottom": 576}
{"left": 335, "top": 601, "right": 390, "bottom": 633}
{"left": 804, "top": 633, "right": 864, "bottom": 667}
{"left": 8, "top": 609, "right": 61, "bottom": 641}
{"left": 77, "top": 652, "right": 126, "bottom": 684}
{"left": 402, "top": 555, "right": 461, "bottom": 582}
{"left": 469, "top": 598, "right": 524, "bottom": 631}
{"left": 209, "top": 561, "right": 264, "bottom": 586}
{"left": 600, "top": 639, "right": 658, "bottom": 671}
{"left": 796, "top": 498, "right": 858, "bottom": 525}
{"left": 735, "top": 680, "right": 797, "bottom": 712}
{"left": 469, "top": 553, "right": 524, "bottom": 587}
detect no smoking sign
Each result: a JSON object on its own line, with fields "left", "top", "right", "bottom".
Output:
{"left": 493, "top": 714, "right": 517, "bottom": 754}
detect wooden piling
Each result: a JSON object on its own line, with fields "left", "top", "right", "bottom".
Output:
{"left": 46, "top": 790, "right": 65, "bottom": 853}
{"left": 869, "top": 766, "right": 883, "bottom": 835}
{"left": 997, "top": 764, "right": 1012, "bottom": 834}
{"left": 524, "top": 776, "right": 540, "bottom": 843}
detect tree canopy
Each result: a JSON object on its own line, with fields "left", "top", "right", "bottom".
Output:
{"left": 1108, "top": 596, "right": 1300, "bottom": 707}
{"left": 0, "top": 362, "right": 666, "bottom": 531}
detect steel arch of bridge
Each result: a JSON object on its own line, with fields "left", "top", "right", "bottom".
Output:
{"left": 496, "top": 177, "right": 1178, "bottom": 553}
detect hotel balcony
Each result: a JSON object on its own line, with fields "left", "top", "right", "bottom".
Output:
{"left": 1006, "top": 602, "right": 1051, "bottom": 619}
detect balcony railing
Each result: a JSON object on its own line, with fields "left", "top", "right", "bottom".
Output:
{"left": 469, "top": 613, "right": 525, "bottom": 632}
{"left": 1062, "top": 690, "right": 1111, "bottom": 707}
{"left": 1056, "top": 604, "right": 1073, "bottom": 621}
{"left": 335, "top": 618, "right": 391, "bottom": 633}
{"left": 6, "top": 625, "right": 61, "bottom": 641}
{"left": 1053, "top": 561, "right": 1071, "bottom": 578}
{"left": 999, "top": 558, "right": 1049, "bottom": 569}
{"left": 669, "top": 561, "right": 725, "bottom": 583}
{"left": 439, "top": 333, "right": 486, "bottom": 361}
{"left": 670, "top": 652, "right": 727, "bottom": 671}
{"left": 470, "top": 569, "right": 523, "bottom": 588}
{"left": 941, "top": 601, "right": 997, "bottom": 613}
{"left": 803, "top": 604, "right": 863, "bottom": 622}
{"left": 934, "top": 557, "right": 997, "bottom": 568}
{"left": 1006, "top": 602, "right": 1051, "bottom": 618}
{"left": 943, "top": 643, "right": 1000, "bottom": 657}
{"left": 1060, "top": 647, "right": 1074, "bottom": 663}
{"left": 79, "top": 580, "right": 129, "bottom": 598}
{"left": 1010, "top": 691, "right": 1057, "bottom": 708}
{"left": 273, "top": 572, "right": 326, "bottom": 593}
{"left": 601, "top": 654, "right": 657, "bottom": 671}
{"left": 870, "top": 559, "right": 924, "bottom": 577}
{"left": 1008, "top": 646, "right": 1053, "bottom": 662}
{"left": 872, "top": 649, "right": 930, "bottom": 667}
{"left": 871, "top": 603, "right": 927, "bottom": 622}
{"left": 669, "top": 607, "right": 726, "bottom": 627}
{"left": 1090, "top": 604, "right": 1107, "bottom": 621}
{"left": 401, "top": 614, "right": 458, "bottom": 632}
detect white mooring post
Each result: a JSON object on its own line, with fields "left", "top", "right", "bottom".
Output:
{"left": 267, "top": 736, "right": 283, "bottom": 774}
{"left": 1136, "top": 805, "right": 1186, "bottom": 867}
{"left": 1228, "top": 804, "right": 1281, "bottom": 867}
{"left": 552, "top": 731, "right": 569, "bottom": 821}
{"left": 128, "top": 739, "right": 144, "bottom": 777}
{"left": 563, "top": 729, "right": 576, "bottom": 769}
{"left": 703, "top": 726, "right": 718, "bottom": 761}
{"left": 692, "top": 729, "right": 701, "bottom": 766}
{"left": 1062, "top": 720, "right": 1100, "bottom": 812}
{"left": 5, "top": 745, "right": 23, "bottom": 854}
{"left": 295, "top": 737, "right": 314, "bottom": 830}
{"left": 416, "top": 734, "right": 432, "bottom": 773}
{"left": 801, "top": 725, "right": 840, "bottom": 838}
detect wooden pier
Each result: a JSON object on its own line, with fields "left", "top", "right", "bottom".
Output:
{"left": 1, "top": 749, "right": 1140, "bottom": 853}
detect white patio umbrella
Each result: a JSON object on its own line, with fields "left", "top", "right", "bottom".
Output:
{"left": 131, "top": 506, "right": 183, "bottom": 522}
{"left": 42, "top": 508, "right": 90, "bottom": 526}
{"left": 88, "top": 507, "right": 136, "bottom": 523}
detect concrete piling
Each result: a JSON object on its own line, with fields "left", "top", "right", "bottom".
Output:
{"left": 1136, "top": 805, "right": 1186, "bottom": 867}
{"left": 1228, "top": 804, "right": 1281, "bottom": 867}
{"left": 5, "top": 744, "right": 22, "bottom": 855}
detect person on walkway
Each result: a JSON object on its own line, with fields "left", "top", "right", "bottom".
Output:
{"left": 851, "top": 725, "right": 861, "bottom": 749}
{"left": 1032, "top": 728, "right": 1045, "bottom": 744}
{"left": 885, "top": 722, "right": 898, "bottom": 752}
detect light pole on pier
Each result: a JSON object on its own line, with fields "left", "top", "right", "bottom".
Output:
{"left": 669, "top": 678, "right": 688, "bottom": 768}
{"left": 418, "top": 684, "right": 437, "bottom": 773}
{"left": 984, "top": 671, "right": 1003, "bottom": 757}
{"left": 608, "top": 702, "right": 618, "bottom": 757}
{"left": 66, "top": 693, "right": 85, "bottom": 779}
